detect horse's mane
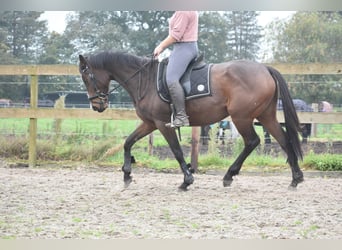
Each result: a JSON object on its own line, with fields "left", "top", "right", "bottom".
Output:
{"left": 87, "top": 51, "right": 151, "bottom": 70}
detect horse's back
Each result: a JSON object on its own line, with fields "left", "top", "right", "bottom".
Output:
{"left": 211, "top": 60, "right": 275, "bottom": 95}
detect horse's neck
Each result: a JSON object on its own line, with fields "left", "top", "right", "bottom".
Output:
{"left": 115, "top": 61, "right": 157, "bottom": 102}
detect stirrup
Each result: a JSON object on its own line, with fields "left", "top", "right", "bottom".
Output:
{"left": 166, "top": 116, "right": 189, "bottom": 128}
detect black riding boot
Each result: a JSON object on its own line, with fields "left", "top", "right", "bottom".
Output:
{"left": 166, "top": 82, "right": 189, "bottom": 128}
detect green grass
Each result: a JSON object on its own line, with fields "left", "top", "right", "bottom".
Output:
{"left": 1, "top": 118, "right": 341, "bottom": 141}
{"left": 303, "top": 152, "right": 342, "bottom": 171}
{"left": 0, "top": 118, "right": 341, "bottom": 171}
{"left": 0, "top": 118, "right": 141, "bottom": 136}
{"left": 313, "top": 123, "right": 342, "bottom": 141}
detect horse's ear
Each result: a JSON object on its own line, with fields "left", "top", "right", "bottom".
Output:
{"left": 79, "top": 54, "right": 87, "bottom": 64}
{"left": 79, "top": 55, "right": 89, "bottom": 72}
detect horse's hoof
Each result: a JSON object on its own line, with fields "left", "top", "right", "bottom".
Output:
{"left": 124, "top": 179, "right": 132, "bottom": 188}
{"left": 297, "top": 176, "right": 304, "bottom": 184}
{"left": 223, "top": 178, "right": 233, "bottom": 187}
{"left": 124, "top": 175, "right": 132, "bottom": 188}
{"left": 289, "top": 176, "right": 304, "bottom": 190}
{"left": 184, "top": 175, "right": 194, "bottom": 185}
{"left": 178, "top": 182, "right": 190, "bottom": 191}
{"left": 288, "top": 180, "right": 299, "bottom": 190}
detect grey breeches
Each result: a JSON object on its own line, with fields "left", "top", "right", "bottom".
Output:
{"left": 166, "top": 42, "right": 198, "bottom": 86}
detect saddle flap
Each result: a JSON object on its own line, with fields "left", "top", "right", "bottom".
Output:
{"left": 157, "top": 57, "right": 212, "bottom": 103}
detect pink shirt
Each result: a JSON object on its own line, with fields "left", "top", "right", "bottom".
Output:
{"left": 169, "top": 11, "right": 198, "bottom": 42}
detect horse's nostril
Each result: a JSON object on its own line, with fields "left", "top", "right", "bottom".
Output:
{"left": 92, "top": 106, "right": 98, "bottom": 111}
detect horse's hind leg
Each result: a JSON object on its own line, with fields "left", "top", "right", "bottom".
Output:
{"left": 122, "top": 121, "right": 156, "bottom": 187}
{"left": 223, "top": 119, "right": 260, "bottom": 187}
{"left": 258, "top": 117, "right": 304, "bottom": 188}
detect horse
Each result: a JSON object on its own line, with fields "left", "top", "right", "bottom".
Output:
{"left": 78, "top": 51, "right": 304, "bottom": 190}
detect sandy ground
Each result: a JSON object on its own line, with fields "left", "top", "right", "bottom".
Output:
{"left": 0, "top": 159, "right": 341, "bottom": 239}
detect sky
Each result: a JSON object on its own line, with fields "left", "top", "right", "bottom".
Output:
{"left": 39, "top": 11, "right": 72, "bottom": 33}
{"left": 40, "top": 11, "right": 296, "bottom": 34}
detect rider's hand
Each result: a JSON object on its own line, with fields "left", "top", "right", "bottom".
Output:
{"left": 153, "top": 45, "right": 164, "bottom": 58}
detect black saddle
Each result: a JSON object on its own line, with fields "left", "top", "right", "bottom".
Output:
{"left": 156, "top": 54, "right": 212, "bottom": 103}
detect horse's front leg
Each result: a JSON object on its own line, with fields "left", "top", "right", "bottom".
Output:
{"left": 122, "top": 121, "right": 156, "bottom": 187}
{"left": 157, "top": 124, "right": 194, "bottom": 190}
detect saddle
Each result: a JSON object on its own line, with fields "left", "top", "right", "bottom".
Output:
{"left": 156, "top": 54, "right": 212, "bottom": 103}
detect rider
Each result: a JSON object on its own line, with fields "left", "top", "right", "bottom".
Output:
{"left": 153, "top": 11, "right": 199, "bottom": 128}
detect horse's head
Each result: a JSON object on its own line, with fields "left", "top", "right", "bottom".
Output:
{"left": 78, "top": 54, "right": 110, "bottom": 113}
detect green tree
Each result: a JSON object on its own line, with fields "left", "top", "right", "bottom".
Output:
{"left": 272, "top": 12, "right": 342, "bottom": 63}
{"left": 39, "top": 32, "right": 74, "bottom": 64}
{"left": 38, "top": 31, "right": 79, "bottom": 95}
{"left": 125, "top": 11, "right": 173, "bottom": 55}
{"left": 0, "top": 28, "right": 17, "bottom": 64}
{"left": 63, "top": 11, "right": 173, "bottom": 102}
{"left": 64, "top": 11, "right": 129, "bottom": 60}
{"left": 198, "top": 11, "right": 262, "bottom": 62}
{"left": 0, "top": 28, "right": 21, "bottom": 99}
{"left": 224, "top": 11, "right": 262, "bottom": 61}
{"left": 0, "top": 11, "right": 49, "bottom": 101}
{"left": 0, "top": 11, "right": 48, "bottom": 63}
{"left": 198, "top": 12, "right": 229, "bottom": 63}
{"left": 268, "top": 12, "right": 342, "bottom": 104}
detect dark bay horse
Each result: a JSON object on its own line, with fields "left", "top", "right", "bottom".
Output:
{"left": 78, "top": 51, "right": 304, "bottom": 190}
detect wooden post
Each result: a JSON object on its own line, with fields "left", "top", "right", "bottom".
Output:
{"left": 28, "top": 75, "right": 38, "bottom": 167}
{"left": 148, "top": 133, "right": 154, "bottom": 155}
{"left": 311, "top": 103, "right": 319, "bottom": 137}
{"left": 191, "top": 126, "right": 200, "bottom": 172}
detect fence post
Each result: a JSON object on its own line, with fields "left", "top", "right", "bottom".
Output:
{"left": 28, "top": 74, "right": 38, "bottom": 167}
{"left": 148, "top": 133, "right": 154, "bottom": 155}
{"left": 191, "top": 126, "right": 200, "bottom": 172}
{"left": 311, "top": 103, "right": 319, "bottom": 137}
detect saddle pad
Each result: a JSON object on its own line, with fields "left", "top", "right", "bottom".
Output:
{"left": 157, "top": 63, "right": 212, "bottom": 103}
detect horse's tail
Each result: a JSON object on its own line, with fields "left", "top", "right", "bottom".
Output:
{"left": 267, "top": 66, "right": 303, "bottom": 161}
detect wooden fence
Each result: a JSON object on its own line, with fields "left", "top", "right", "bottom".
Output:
{"left": 0, "top": 64, "right": 342, "bottom": 167}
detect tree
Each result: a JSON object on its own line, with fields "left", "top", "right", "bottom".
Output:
{"left": 0, "top": 11, "right": 48, "bottom": 63}
{"left": 125, "top": 11, "right": 173, "bottom": 55}
{"left": 224, "top": 11, "right": 262, "bottom": 61}
{"left": 0, "top": 27, "right": 17, "bottom": 64}
{"left": 267, "top": 12, "right": 342, "bottom": 104}
{"left": 38, "top": 31, "right": 80, "bottom": 95}
{"left": 63, "top": 11, "right": 126, "bottom": 61}
{"left": 198, "top": 11, "right": 262, "bottom": 62}
{"left": 63, "top": 11, "right": 173, "bottom": 102}
{"left": 0, "top": 11, "right": 50, "bottom": 101}
{"left": 198, "top": 12, "right": 229, "bottom": 63}
{"left": 270, "top": 12, "right": 342, "bottom": 63}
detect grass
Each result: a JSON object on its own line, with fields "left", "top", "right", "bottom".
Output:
{"left": 314, "top": 123, "right": 342, "bottom": 141}
{"left": 299, "top": 224, "right": 320, "bottom": 239}
{"left": 0, "top": 118, "right": 341, "bottom": 171}
{"left": 303, "top": 152, "right": 342, "bottom": 171}
{"left": 0, "top": 118, "right": 140, "bottom": 137}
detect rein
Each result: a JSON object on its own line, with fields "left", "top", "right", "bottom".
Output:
{"left": 84, "top": 54, "right": 154, "bottom": 102}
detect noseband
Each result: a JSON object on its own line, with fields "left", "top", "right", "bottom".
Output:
{"left": 81, "top": 67, "right": 119, "bottom": 111}
{"left": 81, "top": 67, "right": 107, "bottom": 100}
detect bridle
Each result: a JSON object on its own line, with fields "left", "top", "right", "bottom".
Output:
{"left": 81, "top": 55, "right": 154, "bottom": 109}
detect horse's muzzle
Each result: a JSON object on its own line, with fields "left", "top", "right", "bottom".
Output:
{"left": 91, "top": 100, "right": 108, "bottom": 113}
{"left": 92, "top": 104, "right": 106, "bottom": 113}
